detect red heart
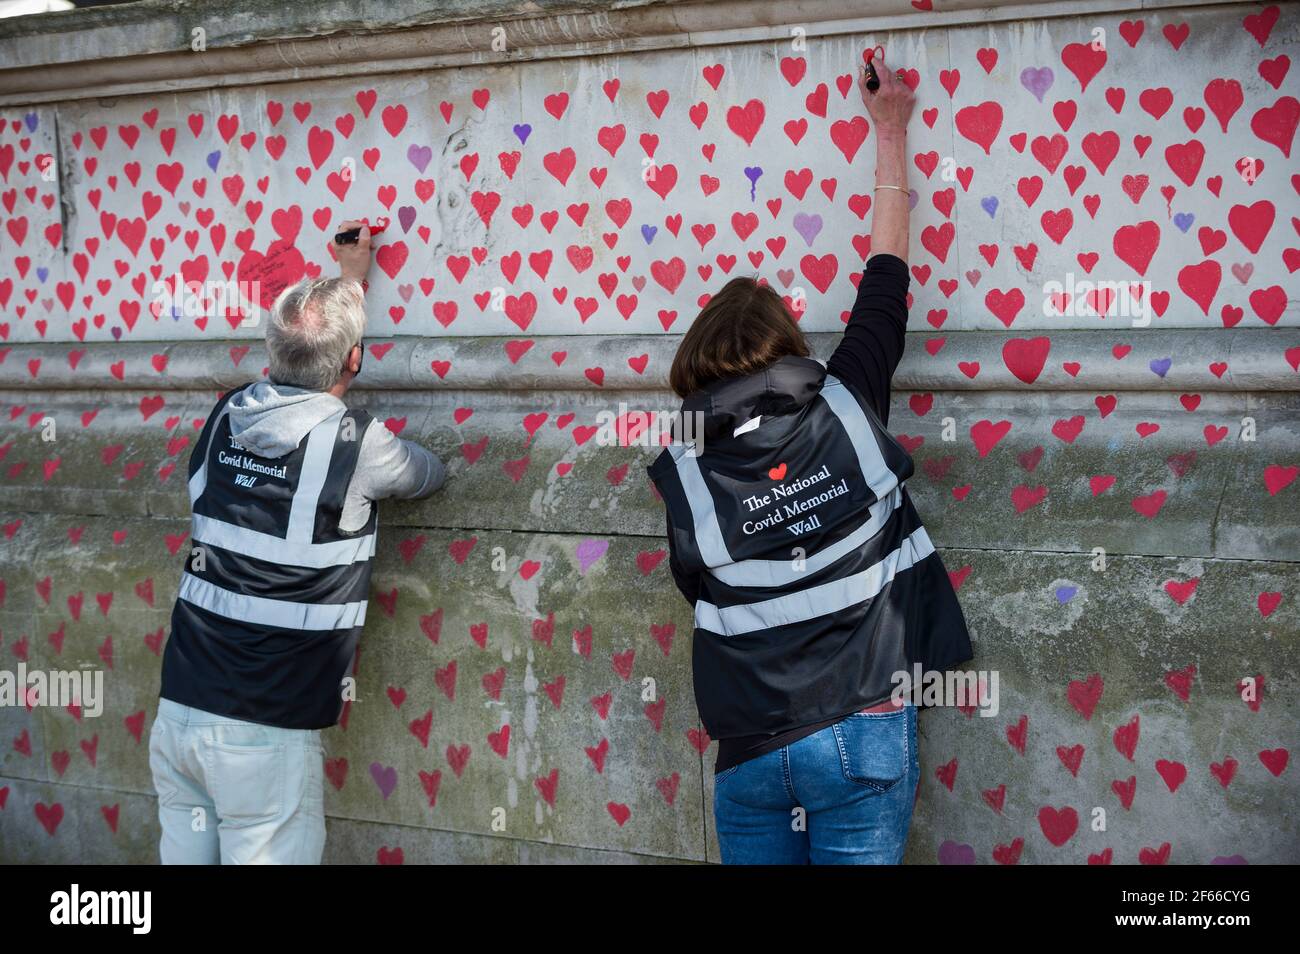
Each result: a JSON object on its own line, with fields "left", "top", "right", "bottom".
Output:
{"left": 34, "top": 802, "right": 64, "bottom": 836}
{"left": 1060, "top": 42, "right": 1106, "bottom": 92}
{"left": 954, "top": 101, "right": 1002, "bottom": 154}
{"left": 1067, "top": 674, "right": 1103, "bottom": 720}
{"left": 1139, "top": 843, "right": 1172, "bottom": 866}
{"left": 1258, "top": 748, "right": 1290, "bottom": 777}
{"left": 1251, "top": 95, "right": 1299, "bottom": 158}
{"left": 1036, "top": 805, "right": 1078, "bottom": 847}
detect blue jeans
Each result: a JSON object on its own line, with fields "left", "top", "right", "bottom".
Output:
{"left": 713, "top": 703, "right": 919, "bottom": 864}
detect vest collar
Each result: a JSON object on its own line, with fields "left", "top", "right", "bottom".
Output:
{"left": 680, "top": 354, "right": 826, "bottom": 441}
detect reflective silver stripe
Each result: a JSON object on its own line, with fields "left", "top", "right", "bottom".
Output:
{"left": 178, "top": 572, "right": 368, "bottom": 630}
{"left": 709, "top": 486, "right": 903, "bottom": 588}
{"left": 191, "top": 512, "right": 374, "bottom": 568}
{"left": 287, "top": 409, "right": 346, "bottom": 543}
{"left": 676, "top": 449, "right": 733, "bottom": 568}
{"left": 820, "top": 375, "right": 896, "bottom": 500}
{"left": 188, "top": 404, "right": 233, "bottom": 505}
{"left": 667, "top": 442, "right": 695, "bottom": 463}
{"left": 694, "top": 526, "right": 935, "bottom": 637}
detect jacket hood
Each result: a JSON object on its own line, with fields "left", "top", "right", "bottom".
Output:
{"left": 225, "top": 380, "right": 345, "bottom": 458}
{"left": 680, "top": 354, "right": 826, "bottom": 442}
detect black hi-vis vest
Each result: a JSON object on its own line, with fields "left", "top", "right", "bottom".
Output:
{"left": 161, "top": 383, "right": 378, "bottom": 729}
{"left": 648, "top": 355, "right": 973, "bottom": 740}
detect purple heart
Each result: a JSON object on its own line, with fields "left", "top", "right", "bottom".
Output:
{"left": 1211, "top": 855, "right": 1248, "bottom": 865}
{"left": 407, "top": 144, "right": 433, "bottom": 174}
{"left": 369, "top": 762, "right": 398, "bottom": 799}
{"left": 938, "top": 840, "right": 976, "bottom": 865}
{"left": 24, "top": 112, "right": 38, "bottom": 132}
{"left": 641, "top": 224, "right": 657, "bottom": 244}
{"left": 908, "top": 188, "right": 919, "bottom": 211}
{"left": 576, "top": 538, "right": 610, "bottom": 574}
{"left": 206, "top": 150, "right": 221, "bottom": 173}
{"left": 1020, "top": 66, "right": 1054, "bottom": 103}
{"left": 1149, "top": 357, "right": 1172, "bottom": 378}
{"left": 398, "top": 205, "right": 417, "bottom": 233}
{"left": 1173, "top": 212, "right": 1194, "bottom": 233}
{"left": 111, "top": 327, "right": 123, "bottom": 340}
{"left": 513, "top": 123, "right": 532, "bottom": 145}
{"left": 743, "top": 166, "right": 763, "bottom": 200}
{"left": 980, "top": 196, "right": 999, "bottom": 218}
{"left": 36, "top": 266, "right": 49, "bottom": 283}
{"left": 792, "top": 212, "right": 823, "bottom": 247}
{"left": 1056, "top": 586, "right": 1078, "bottom": 603}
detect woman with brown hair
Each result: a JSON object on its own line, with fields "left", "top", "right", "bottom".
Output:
{"left": 647, "top": 52, "right": 973, "bottom": 864}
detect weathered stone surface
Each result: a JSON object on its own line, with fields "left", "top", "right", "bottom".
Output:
{"left": 906, "top": 547, "right": 1300, "bottom": 865}
{"left": 3, "top": 381, "right": 1296, "bottom": 559}
{"left": 2, "top": 510, "right": 1296, "bottom": 862}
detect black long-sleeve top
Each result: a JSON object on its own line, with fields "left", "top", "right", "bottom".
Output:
{"left": 825, "top": 252, "right": 910, "bottom": 427}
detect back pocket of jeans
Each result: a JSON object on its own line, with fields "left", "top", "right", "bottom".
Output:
{"left": 713, "top": 763, "right": 742, "bottom": 786}
{"left": 206, "top": 737, "right": 285, "bottom": 824}
{"left": 831, "top": 711, "right": 908, "bottom": 792}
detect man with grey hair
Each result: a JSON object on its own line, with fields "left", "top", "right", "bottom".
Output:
{"left": 149, "top": 221, "right": 445, "bottom": 864}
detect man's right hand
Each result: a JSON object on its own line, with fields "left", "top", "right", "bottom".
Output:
{"left": 335, "top": 219, "right": 372, "bottom": 284}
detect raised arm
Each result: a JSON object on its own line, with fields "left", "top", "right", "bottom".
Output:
{"left": 861, "top": 50, "right": 915, "bottom": 262}
{"left": 330, "top": 216, "right": 448, "bottom": 529}
{"left": 825, "top": 50, "right": 917, "bottom": 425}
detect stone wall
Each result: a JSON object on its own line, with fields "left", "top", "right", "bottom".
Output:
{"left": 0, "top": 0, "right": 1296, "bottom": 864}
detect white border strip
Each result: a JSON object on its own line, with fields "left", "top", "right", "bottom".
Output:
{"left": 188, "top": 404, "right": 232, "bottom": 505}
{"left": 191, "top": 512, "right": 374, "bottom": 568}
{"left": 286, "top": 408, "right": 345, "bottom": 544}
{"left": 710, "top": 485, "right": 903, "bottom": 588}
{"left": 820, "top": 375, "right": 897, "bottom": 501}
{"left": 178, "top": 572, "right": 368, "bottom": 630}
{"left": 675, "top": 450, "right": 734, "bottom": 568}
{"left": 695, "top": 525, "right": 935, "bottom": 637}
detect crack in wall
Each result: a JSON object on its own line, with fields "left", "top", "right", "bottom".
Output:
{"left": 0, "top": 505, "right": 1296, "bottom": 565}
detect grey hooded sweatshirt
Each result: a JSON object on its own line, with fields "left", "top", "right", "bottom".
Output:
{"left": 225, "top": 380, "right": 444, "bottom": 530}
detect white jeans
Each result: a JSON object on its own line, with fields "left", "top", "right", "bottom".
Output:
{"left": 148, "top": 698, "right": 326, "bottom": 864}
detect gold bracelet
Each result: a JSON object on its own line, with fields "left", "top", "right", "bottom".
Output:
{"left": 875, "top": 185, "right": 909, "bottom": 193}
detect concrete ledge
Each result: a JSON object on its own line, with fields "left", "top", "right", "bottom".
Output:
{"left": 2, "top": 382, "right": 1297, "bottom": 562}
{"left": 2, "top": 329, "right": 1297, "bottom": 392}
{"left": 0, "top": 0, "right": 1247, "bottom": 104}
